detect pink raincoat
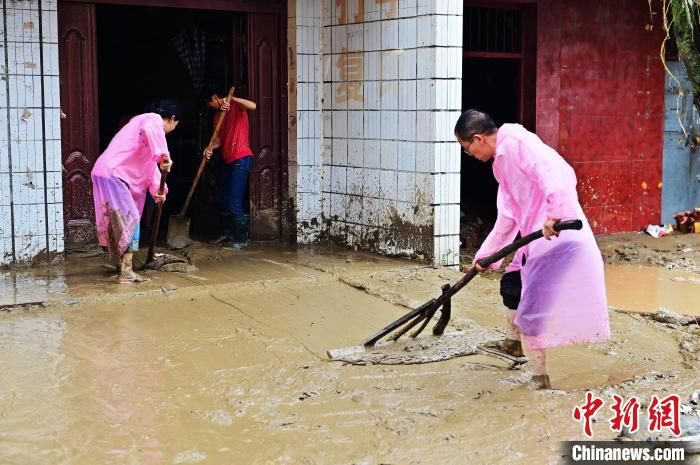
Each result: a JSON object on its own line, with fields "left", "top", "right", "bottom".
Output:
{"left": 474, "top": 124, "right": 609, "bottom": 350}
{"left": 91, "top": 113, "right": 170, "bottom": 257}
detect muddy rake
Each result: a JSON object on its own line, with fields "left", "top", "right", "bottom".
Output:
{"left": 361, "top": 219, "right": 583, "bottom": 348}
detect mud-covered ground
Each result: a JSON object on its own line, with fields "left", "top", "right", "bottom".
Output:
{"left": 0, "top": 234, "right": 698, "bottom": 465}
{"left": 599, "top": 231, "right": 700, "bottom": 273}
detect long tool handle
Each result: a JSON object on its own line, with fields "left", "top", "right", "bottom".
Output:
{"left": 177, "top": 86, "right": 236, "bottom": 216}
{"left": 363, "top": 219, "right": 582, "bottom": 347}
{"left": 435, "top": 219, "right": 583, "bottom": 308}
{"left": 146, "top": 169, "right": 168, "bottom": 264}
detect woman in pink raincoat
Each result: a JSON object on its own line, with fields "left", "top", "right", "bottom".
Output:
{"left": 91, "top": 100, "right": 181, "bottom": 283}
{"left": 454, "top": 109, "right": 610, "bottom": 389}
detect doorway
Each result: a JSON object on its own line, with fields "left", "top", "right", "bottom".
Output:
{"left": 95, "top": 5, "right": 246, "bottom": 243}
{"left": 460, "top": 4, "right": 536, "bottom": 249}
{"left": 58, "top": 0, "right": 287, "bottom": 251}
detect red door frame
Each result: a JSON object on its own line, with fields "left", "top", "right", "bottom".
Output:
{"left": 58, "top": 0, "right": 290, "bottom": 243}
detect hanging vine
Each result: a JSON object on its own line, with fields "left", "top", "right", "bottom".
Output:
{"left": 658, "top": 0, "right": 700, "bottom": 148}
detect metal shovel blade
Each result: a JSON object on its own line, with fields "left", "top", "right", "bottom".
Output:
{"left": 166, "top": 214, "right": 193, "bottom": 249}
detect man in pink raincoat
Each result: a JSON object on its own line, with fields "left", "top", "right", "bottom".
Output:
{"left": 454, "top": 109, "right": 610, "bottom": 389}
{"left": 91, "top": 100, "right": 181, "bottom": 283}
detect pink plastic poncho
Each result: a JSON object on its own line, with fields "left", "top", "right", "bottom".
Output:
{"left": 474, "top": 124, "right": 609, "bottom": 350}
{"left": 91, "top": 113, "right": 170, "bottom": 257}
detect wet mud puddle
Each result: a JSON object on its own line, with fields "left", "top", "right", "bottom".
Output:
{"left": 1, "top": 258, "right": 698, "bottom": 464}
{"left": 605, "top": 264, "right": 700, "bottom": 316}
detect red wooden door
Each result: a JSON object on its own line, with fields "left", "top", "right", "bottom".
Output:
{"left": 248, "top": 13, "right": 286, "bottom": 240}
{"left": 58, "top": 2, "right": 100, "bottom": 249}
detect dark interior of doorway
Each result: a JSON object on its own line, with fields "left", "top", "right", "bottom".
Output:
{"left": 96, "top": 5, "right": 248, "bottom": 244}
{"left": 460, "top": 6, "right": 523, "bottom": 251}
{"left": 461, "top": 57, "right": 519, "bottom": 231}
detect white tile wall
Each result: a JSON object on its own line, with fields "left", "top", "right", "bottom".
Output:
{"left": 332, "top": 138, "right": 348, "bottom": 165}
{"left": 396, "top": 171, "right": 416, "bottom": 202}
{"left": 363, "top": 81, "right": 381, "bottom": 109}
{"left": 363, "top": 111, "right": 381, "bottom": 139}
{"left": 331, "top": 165, "right": 347, "bottom": 193}
{"left": 364, "top": 139, "right": 381, "bottom": 167}
{"left": 347, "top": 139, "right": 363, "bottom": 166}
{"left": 399, "top": 0, "right": 418, "bottom": 18}
{"left": 398, "top": 17, "right": 417, "bottom": 49}
{"left": 398, "top": 49, "right": 416, "bottom": 80}
{"left": 363, "top": 22, "right": 381, "bottom": 52}
{"left": 379, "top": 169, "right": 398, "bottom": 200}
{"left": 363, "top": 168, "right": 381, "bottom": 198}
{"left": 1, "top": 5, "right": 64, "bottom": 265}
{"left": 380, "top": 81, "right": 398, "bottom": 110}
{"left": 434, "top": 235, "right": 460, "bottom": 266}
{"left": 397, "top": 111, "right": 416, "bottom": 141}
{"left": 347, "top": 24, "right": 363, "bottom": 52}
{"left": 295, "top": 3, "right": 324, "bottom": 243}
{"left": 380, "top": 51, "right": 399, "bottom": 80}
{"left": 348, "top": 110, "right": 363, "bottom": 137}
{"left": 347, "top": 167, "right": 363, "bottom": 195}
{"left": 346, "top": 197, "right": 364, "bottom": 225}
{"left": 296, "top": 0, "right": 462, "bottom": 265}
{"left": 380, "top": 110, "right": 398, "bottom": 139}
{"left": 397, "top": 141, "right": 416, "bottom": 171}
{"left": 381, "top": 19, "right": 399, "bottom": 49}
{"left": 398, "top": 80, "right": 416, "bottom": 110}
{"left": 380, "top": 140, "right": 398, "bottom": 169}
{"left": 416, "top": 47, "right": 435, "bottom": 79}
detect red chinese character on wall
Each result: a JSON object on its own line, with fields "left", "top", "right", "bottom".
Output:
{"left": 648, "top": 395, "right": 681, "bottom": 436}
{"left": 572, "top": 391, "right": 605, "bottom": 437}
{"left": 609, "top": 395, "right": 640, "bottom": 433}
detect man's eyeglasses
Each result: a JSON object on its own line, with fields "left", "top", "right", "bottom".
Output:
{"left": 462, "top": 135, "right": 479, "bottom": 156}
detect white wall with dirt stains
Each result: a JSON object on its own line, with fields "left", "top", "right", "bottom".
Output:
{"left": 0, "top": 0, "right": 63, "bottom": 266}
{"left": 293, "top": 0, "right": 463, "bottom": 266}
{"left": 292, "top": 0, "right": 324, "bottom": 243}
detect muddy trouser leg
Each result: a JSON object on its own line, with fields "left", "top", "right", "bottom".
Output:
{"left": 123, "top": 225, "right": 139, "bottom": 271}
{"left": 529, "top": 349, "right": 547, "bottom": 376}
{"left": 128, "top": 222, "right": 140, "bottom": 253}
{"left": 217, "top": 161, "right": 233, "bottom": 238}
{"left": 228, "top": 156, "right": 252, "bottom": 247}
{"left": 528, "top": 349, "right": 550, "bottom": 389}
{"left": 500, "top": 270, "right": 522, "bottom": 341}
{"left": 504, "top": 309, "right": 520, "bottom": 341}
{"left": 116, "top": 221, "right": 140, "bottom": 273}
{"left": 119, "top": 224, "right": 145, "bottom": 282}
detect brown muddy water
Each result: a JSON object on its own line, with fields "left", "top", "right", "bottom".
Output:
{"left": 605, "top": 264, "right": 700, "bottom": 316}
{"left": 1, "top": 246, "right": 698, "bottom": 464}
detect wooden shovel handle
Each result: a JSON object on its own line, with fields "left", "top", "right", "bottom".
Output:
{"left": 178, "top": 86, "right": 236, "bottom": 216}
{"left": 146, "top": 169, "right": 168, "bottom": 264}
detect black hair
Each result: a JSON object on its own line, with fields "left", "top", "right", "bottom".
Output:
{"left": 454, "top": 109, "right": 498, "bottom": 141}
{"left": 145, "top": 99, "right": 183, "bottom": 120}
{"left": 207, "top": 84, "right": 246, "bottom": 100}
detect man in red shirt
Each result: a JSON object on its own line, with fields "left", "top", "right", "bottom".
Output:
{"left": 205, "top": 90, "right": 257, "bottom": 249}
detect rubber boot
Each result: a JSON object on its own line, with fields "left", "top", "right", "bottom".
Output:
{"left": 211, "top": 212, "right": 233, "bottom": 244}
{"left": 227, "top": 216, "right": 249, "bottom": 250}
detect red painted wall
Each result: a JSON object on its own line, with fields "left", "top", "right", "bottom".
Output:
{"left": 535, "top": 0, "right": 666, "bottom": 233}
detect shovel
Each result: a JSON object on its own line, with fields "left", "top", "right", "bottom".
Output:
{"left": 167, "top": 86, "right": 236, "bottom": 249}
{"left": 360, "top": 219, "right": 584, "bottom": 348}
{"left": 143, "top": 168, "right": 189, "bottom": 271}
{"left": 146, "top": 168, "right": 168, "bottom": 265}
